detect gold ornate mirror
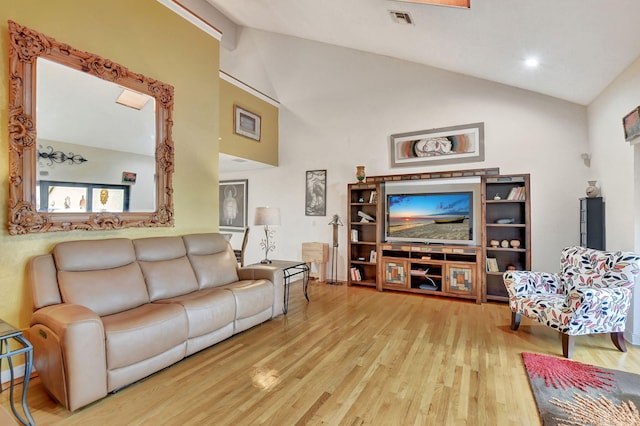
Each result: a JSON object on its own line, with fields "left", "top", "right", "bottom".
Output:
{"left": 7, "top": 21, "right": 174, "bottom": 234}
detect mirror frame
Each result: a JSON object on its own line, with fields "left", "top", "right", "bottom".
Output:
{"left": 7, "top": 21, "right": 174, "bottom": 235}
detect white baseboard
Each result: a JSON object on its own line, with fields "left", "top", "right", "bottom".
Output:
{"left": 626, "top": 330, "right": 640, "bottom": 346}
{"left": 1, "top": 363, "right": 26, "bottom": 386}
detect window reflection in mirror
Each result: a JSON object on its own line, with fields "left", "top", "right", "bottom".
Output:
{"left": 37, "top": 181, "right": 130, "bottom": 213}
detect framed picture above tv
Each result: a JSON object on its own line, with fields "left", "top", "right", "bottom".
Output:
{"left": 390, "top": 122, "right": 484, "bottom": 168}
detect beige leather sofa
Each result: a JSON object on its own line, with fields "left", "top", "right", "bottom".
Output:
{"left": 28, "top": 233, "right": 284, "bottom": 411}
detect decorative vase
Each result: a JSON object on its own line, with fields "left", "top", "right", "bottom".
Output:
{"left": 356, "top": 166, "right": 366, "bottom": 182}
{"left": 510, "top": 239, "right": 521, "bottom": 248}
{"left": 586, "top": 180, "right": 600, "bottom": 198}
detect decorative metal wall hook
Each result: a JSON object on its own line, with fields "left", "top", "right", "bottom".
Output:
{"left": 38, "top": 145, "right": 88, "bottom": 166}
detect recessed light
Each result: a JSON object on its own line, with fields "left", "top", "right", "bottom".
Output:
{"left": 116, "top": 88, "right": 151, "bottom": 110}
{"left": 524, "top": 57, "right": 540, "bottom": 68}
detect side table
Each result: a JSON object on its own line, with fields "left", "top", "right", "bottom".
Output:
{"left": 302, "top": 242, "right": 329, "bottom": 282}
{"left": 248, "top": 260, "right": 310, "bottom": 314}
{"left": 0, "top": 320, "right": 35, "bottom": 426}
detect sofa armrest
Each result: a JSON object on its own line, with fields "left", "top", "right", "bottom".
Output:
{"left": 238, "top": 266, "right": 285, "bottom": 316}
{"left": 30, "top": 304, "right": 107, "bottom": 411}
{"left": 503, "top": 271, "right": 563, "bottom": 298}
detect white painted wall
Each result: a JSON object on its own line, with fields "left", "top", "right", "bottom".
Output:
{"left": 588, "top": 56, "right": 640, "bottom": 343}
{"left": 220, "top": 28, "right": 591, "bottom": 281}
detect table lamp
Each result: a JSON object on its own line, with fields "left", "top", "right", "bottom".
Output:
{"left": 254, "top": 207, "right": 281, "bottom": 264}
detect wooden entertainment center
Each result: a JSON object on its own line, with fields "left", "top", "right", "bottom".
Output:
{"left": 347, "top": 168, "right": 531, "bottom": 304}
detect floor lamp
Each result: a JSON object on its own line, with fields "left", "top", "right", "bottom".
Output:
{"left": 327, "top": 214, "right": 343, "bottom": 285}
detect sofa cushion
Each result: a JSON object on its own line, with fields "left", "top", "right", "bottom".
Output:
{"left": 133, "top": 236, "right": 187, "bottom": 262}
{"left": 223, "top": 279, "right": 274, "bottom": 321}
{"left": 54, "top": 238, "right": 137, "bottom": 271}
{"left": 133, "top": 237, "right": 199, "bottom": 301}
{"left": 183, "top": 233, "right": 239, "bottom": 288}
{"left": 58, "top": 264, "right": 149, "bottom": 317}
{"left": 101, "top": 303, "right": 188, "bottom": 371}
{"left": 54, "top": 238, "right": 149, "bottom": 316}
{"left": 154, "top": 288, "right": 236, "bottom": 338}
{"left": 139, "top": 257, "right": 200, "bottom": 301}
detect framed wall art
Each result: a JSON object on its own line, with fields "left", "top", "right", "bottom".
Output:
{"left": 219, "top": 179, "right": 248, "bottom": 231}
{"left": 305, "top": 169, "right": 326, "bottom": 216}
{"left": 234, "top": 105, "right": 261, "bottom": 141}
{"left": 623, "top": 107, "right": 640, "bottom": 142}
{"left": 122, "top": 171, "right": 137, "bottom": 183}
{"left": 390, "top": 122, "right": 484, "bottom": 168}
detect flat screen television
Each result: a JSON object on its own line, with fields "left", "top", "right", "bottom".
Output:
{"left": 385, "top": 191, "right": 475, "bottom": 245}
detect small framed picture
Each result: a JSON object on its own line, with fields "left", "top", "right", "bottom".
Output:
{"left": 122, "top": 172, "right": 136, "bottom": 183}
{"left": 219, "top": 179, "right": 248, "bottom": 231}
{"left": 234, "top": 105, "right": 261, "bottom": 141}
{"left": 305, "top": 169, "right": 326, "bottom": 216}
{"left": 623, "top": 107, "right": 640, "bottom": 142}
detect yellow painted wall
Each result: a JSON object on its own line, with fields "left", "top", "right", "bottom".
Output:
{"left": 219, "top": 78, "right": 278, "bottom": 166}
{"left": 0, "top": 0, "right": 220, "bottom": 331}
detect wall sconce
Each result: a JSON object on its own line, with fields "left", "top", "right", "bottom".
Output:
{"left": 254, "top": 207, "right": 281, "bottom": 264}
{"left": 38, "top": 145, "right": 88, "bottom": 166}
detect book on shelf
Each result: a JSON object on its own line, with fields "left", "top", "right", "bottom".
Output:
{"left": 369, "top": 249, "right": 377, "bottom": 262}
{"left": 350, "top": 266, "right": 362, "bottom": 281}
{"left": 506, "top": 186, "right": 526, "bottom": 201}
{"left": 369, "top": 191, "right": 377, "bottom": 203}
{"left": 350, "top": 229, "right": 359, "bottom": 242}
{"left": 486, "top": 257, "right": 499, "bottom": 272}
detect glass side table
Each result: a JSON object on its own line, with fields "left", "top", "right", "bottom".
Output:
{"left": 0, "top": 320, "right": 34, "bottom": 426}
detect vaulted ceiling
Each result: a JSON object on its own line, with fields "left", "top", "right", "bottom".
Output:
{"left": 205, "top": 0, "right": 640, "bottom": 106}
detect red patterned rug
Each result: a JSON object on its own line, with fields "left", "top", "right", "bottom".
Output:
{"left": 522, "top": 352, "right": 640, "bottom": 425}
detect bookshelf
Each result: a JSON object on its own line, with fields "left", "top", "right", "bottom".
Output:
{"left": 482, "top": 174, "right": 531, "bottom": 302}
{"left": 347, "top": 183, "right": 381, "bottom": 287}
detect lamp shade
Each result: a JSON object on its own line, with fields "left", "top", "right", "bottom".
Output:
{"left": 254, "top": 207, "right": 281, "bottom": 226}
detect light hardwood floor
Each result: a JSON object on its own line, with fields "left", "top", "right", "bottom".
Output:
{"left": 2, "top": 281, "right": 639, "bottom": 425}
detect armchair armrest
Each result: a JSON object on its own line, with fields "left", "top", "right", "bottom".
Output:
{"left": 503, "top": 271, "right": 563, "bottom": 298}
{"left": 563, "top": 286, "right": 634, "bottom": 335}
{"left": 30, "top": 304, "right": 107, "bottom": 411}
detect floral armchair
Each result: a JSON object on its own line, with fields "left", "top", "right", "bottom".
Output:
{"left": 503, "top": 246, "right": 640, "bottom": 358}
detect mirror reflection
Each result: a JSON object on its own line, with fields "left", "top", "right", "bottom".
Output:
{"left": 36, "top": 58, "right": 156, "bottom": 213}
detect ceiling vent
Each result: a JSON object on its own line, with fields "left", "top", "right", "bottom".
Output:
{"left": 391, "top": 0, "right": 470, "bottom": 9}
{"left": 389, "top": 10, "right": 413, "bottom": 25}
